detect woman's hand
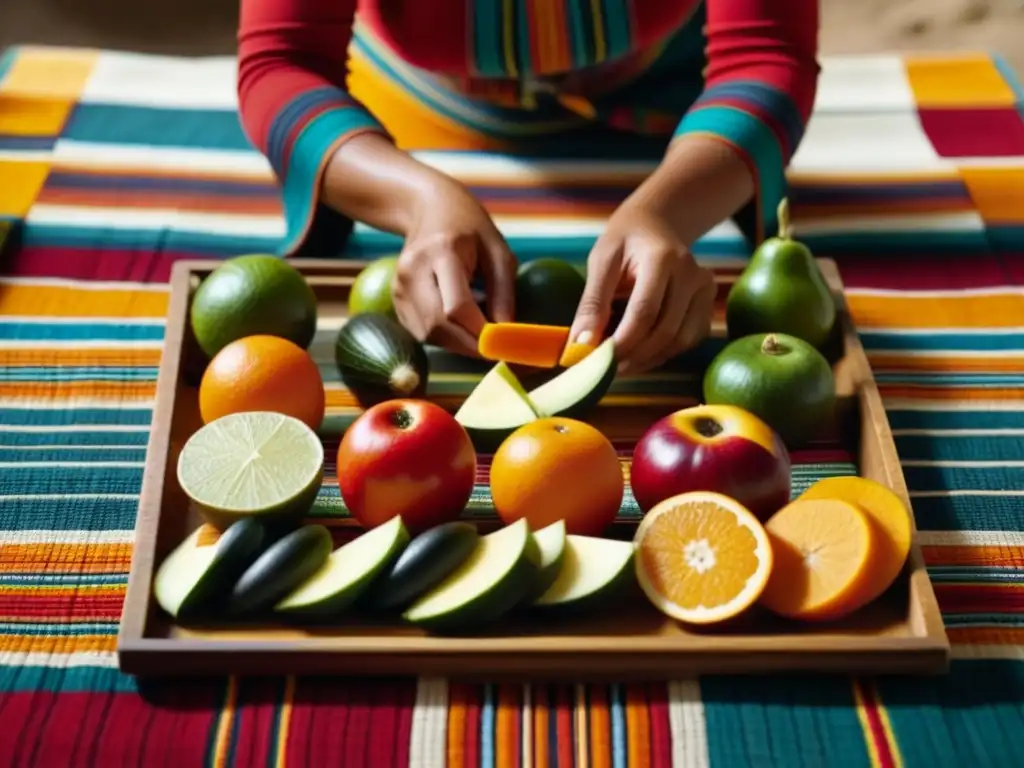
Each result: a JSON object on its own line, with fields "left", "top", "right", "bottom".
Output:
{"left": 570, "top": 200, "right": 716, "bottom": 375}
{"left": 392, "top": 176, "right": 517, "bottom": 357}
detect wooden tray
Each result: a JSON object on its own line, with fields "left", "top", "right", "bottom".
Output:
{"left": 118, "top": 258, "right": 950, "bottom": 679}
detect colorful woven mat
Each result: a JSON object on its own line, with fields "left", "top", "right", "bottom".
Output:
{"left": 2, "top": 45, "right": 1024, "bottom": 766}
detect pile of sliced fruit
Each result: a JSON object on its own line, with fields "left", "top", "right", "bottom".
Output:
{"left": 157, "top": 215, "right": 914, "bottom": 633}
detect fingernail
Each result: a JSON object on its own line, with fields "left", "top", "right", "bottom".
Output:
{"left": 575, "top": 330, "right": 594, "bottom": 345}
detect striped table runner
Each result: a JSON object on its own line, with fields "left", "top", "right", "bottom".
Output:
{"left": 2, "top": 46, "right": 1024, "bottom": 766}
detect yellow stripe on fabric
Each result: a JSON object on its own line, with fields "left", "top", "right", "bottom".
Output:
{"left": 905, "top": 54, "right": 1017, "bottom": 107}
{"left": 0, "top": 47, "right": 97, "bottom": 99}
{"left": 0, "top": 349, "right": 162, "bottom": 367}
{"left": 502, "top": 0, "right": 519, "bottom": 77}
{"left": 960, "top": 168, "right": 1024, "bottom": 224}
{"left": 0, "top": 95, "right": 74, "bottom": 136}
{"left": 853, "top": 680, "right": 904, "bottom": 768}
{"left": 0, "top": 283, "right": 169, "bottom": 318}
{"left": 846, "top": 293, "right": 1024, "bottom": 329}
{"left": 496, "top": 684, "right": 519, "bottom": 768}
{"left": 210, "top": 677, "right": 239, "bottom": 768}
{"left": 589, "top": 685, "right": 611, "bottom": 768}
{"left": 274, "top": 676, "right": 295, "bottom": 768}
{"left": 0, "top": 635, "right": 116, "bottom": 653}
{"left": 589, "top": 0, "right": 607, "bottom": 62}
{"left": 867, "top": 354, "right": 1024, "bottom": 373}
{"left": 0, "top": 161, "right": 51, "bottom": 218}
{"left": 447, "top": 683, "right": 470, "bottom": 768}
{"left": 626, "top": 684, "right": 651, "bottom": 768}
{"left": 575, "top": 684, "right": 589, "bottom": 768}
{"left": 0, "top": 381, "right": 155, "bottom": 400}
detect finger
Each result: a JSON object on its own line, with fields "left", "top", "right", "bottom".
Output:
{"left": 612, "top": 256, "right": 668, "bottom": 365}
{"left": 408, "top": 268, "right": 481, "bottom": 358}
{"left": 623, "top": 266, "right": 695, "bottom": 374}
{"left": 478, "top": 228, "right": 517, "bottom": 322}
{"left": 569, "top": 242, "right": 622, "bottom": 347}
{"left": 434, "top": 255, "right": 488, "bottom": 337}
{"left": 646, "top": 272, "right": 717, "bottom": 372}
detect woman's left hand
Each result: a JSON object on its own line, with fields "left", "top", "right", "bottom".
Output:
{"left": 569, "top": 200, "right": 717, "bottom": 375}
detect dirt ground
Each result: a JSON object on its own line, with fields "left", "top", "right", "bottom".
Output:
{"left": 2, "top": 0, "right": 1023, "bottom": 76}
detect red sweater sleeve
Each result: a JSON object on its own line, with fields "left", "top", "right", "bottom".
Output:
{"left": 673, "top": 0, "right": 820, "bottom": 240}
{"left": 238, "top": 0, "right": 390, "bottom": 255}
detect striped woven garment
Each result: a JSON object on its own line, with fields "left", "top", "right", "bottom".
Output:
{"left": 1, "top": 45, "right": 1024, "bottom": 766}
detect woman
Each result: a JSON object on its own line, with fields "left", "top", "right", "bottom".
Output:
{"left": 238, "top": 0, "right": 819, "bottom": 374}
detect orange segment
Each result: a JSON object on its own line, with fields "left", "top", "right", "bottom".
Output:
{"left": 558, "top": 341, "right": 598, "bottom": 368}
{"left": 634, "top": 492, "right": 773, "bottom": 625}
{"left": 478, "top": 323, "right": 570, "bottom": 368}
{"left": 799, "top": 476, "right": 913, "bottom": 608}
{"left": 760, "top": 499, "right": 877, "bottom": 621}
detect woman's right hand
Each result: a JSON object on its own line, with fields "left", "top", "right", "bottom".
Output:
{"left": 392, "top": 176, "right": 517, "bottom": 357}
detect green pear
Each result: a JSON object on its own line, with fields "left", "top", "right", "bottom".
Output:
{"left": 725, "top": 199, "right": 837, "bottom": 349}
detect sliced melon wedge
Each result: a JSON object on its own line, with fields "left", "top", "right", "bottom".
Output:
{"left": 154, "top": 519, "right": 265, "bottom": 621}
{"left": 403, "top": 519, "right": 539, "bottom": 632}
{"left": 533, "top": 535, "right": 635, "bottom": 611}
{"left": 527, "top": 338, "right": 616, "bottom": 418}
{"left": 455, "top": 362, "right": 539, "bottom": 451}
{"left": 526, "top": 520, "right": 567, "bottom": 602}
{"left": 276, "top": 516, "right": 410, "bottom": 615}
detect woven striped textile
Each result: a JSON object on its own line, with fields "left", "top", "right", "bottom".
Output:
{"left": 2, "top": 44, "right": 1024, "bottom": 766}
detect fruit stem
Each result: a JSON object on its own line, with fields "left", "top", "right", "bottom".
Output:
{"left": 761, "top": 334, "right": 787, "bottom": 356}
{"left": 390, "top": 407, "right": 414, "bottom": 430}
{"left": 390, "top": 363, "right": 420, "bottom": 395}
{"left": 776, "top": 198, "right": 793, "bottom": 240}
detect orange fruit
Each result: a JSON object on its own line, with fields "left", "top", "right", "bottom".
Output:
{"left": 759, "top": 498, "right": 877, "bottom": 621}
{"left": 199, "top": 335, "right": 325, "bottom": 430}
{"left": 634, "top": 491, "right": 773, "bottom": 625}
{"left": 489, "top": 417, "right": 623, "bottom": 536}
{"left": 799, "top": 476, "right": 913, "bottom": 610}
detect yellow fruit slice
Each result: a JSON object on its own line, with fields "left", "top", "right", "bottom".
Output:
{"left": 799, "top": 476, "right": 912, "bottom": 610}
{"left": 634, "top": 491, "right": 773, "bottom": 625}
{"left": 760, "top": 498, "right": 877, "bottom": 621}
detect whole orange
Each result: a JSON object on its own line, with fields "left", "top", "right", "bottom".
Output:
{"left": 199, "top": 335, "right": 325, "bottom": 430}
{"left": 489, "top": 417, "right": 624, "bottom": 536}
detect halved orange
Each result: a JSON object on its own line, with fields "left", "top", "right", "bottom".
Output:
{"left": 759, "top": 498, "right": 877, "bottom": 621}
{"left": 799, "top": 476, "right": 912, "bottom": 610}
{"left": 634, "top": 491, "right": 773, "bottom": 625}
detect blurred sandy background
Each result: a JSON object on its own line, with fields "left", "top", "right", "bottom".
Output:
{"left": 1, "top": 0, "right": 1023, "bottom": 74}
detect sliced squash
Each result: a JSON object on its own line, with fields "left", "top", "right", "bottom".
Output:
{"left": 525, "top": 520, "right": 567, "bottom": 602}
{"left": 478, "top": 323, "right": 570, "bottom": 368}
{"left": 533, "top": 535, "right": 635, "bottom": 611}
{"left": 527, "top": 337, "right": 617, "bottom": 418}
{"left": 454, "top": 362, "right": 539, "bottom": 451}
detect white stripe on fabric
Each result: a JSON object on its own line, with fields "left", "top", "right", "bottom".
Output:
{"left": 27, "top": 204, "right": 286, "bottom": 237}
{"left": 918, "top": 530, "right": 1024, "bottom": 546}
{"left": 0, "top": 276, "right": 170, "bottom": 292}
{"left": 0, "top": 651, "right": 119, "bottom": 668}
{"left": 82, "top": 51, "right": 239, "bottom": 110}
{"left": 667, "top": 680, "right": 710, "bottom": 768}
{"left": 0, "top": 530, "right": 135, "bottom": 545}
{"left": 408, "top": 677, "right": 448, "bottom": 768}
{"left": 791, "top": 112, "right": 943, "bottom": 173}
{"left": 812, "top": 56, "right": 916, "bottom": 112}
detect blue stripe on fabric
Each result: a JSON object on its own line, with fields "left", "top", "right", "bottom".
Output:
{"left": 0, "top": 47, "right": 16, "bottom": 86}
{"left": 911, "top": 494, "right": 1024, "bottom": 532}
{"left": 674, "top": 105, "right": 785, "bottom": 236}
{"left": 609, "top": 683, "right": 627, "bottom": 768}
{"left": 0, "top": 448, "right": 147, "bottom": 463}
{"left": 888, "top": 409, "right": 1024, "bottom": 431}
{"left": 694, "top": 80, "right": 804, "bottom": 157}
{"left": 791, "top": 181, "right": 969, "bottom": 205}
{"left": 472, "top": 0, "right": 505, "bottom": 76}
{"left": 0, "top": 367, "right": 159, "bottom": 382}
{"left": 44, "top": 171, "right": 276, "bottom": 199}
{"left": 61, "top": 104, "right": 251, "bottom": 150}
{"left": 516, "top": 0, "right": 532, "bottom": 76}
{"left": 0, "top": 573, "right": 128, "bottom": 586}
{"left": 480, "top": 683, "right": 496, "bottom": 768}
{"left": 22, "top": 223, "right": 280, "bottom": 258}
{"left": 279, "top": 105, "right": 385, "bottom": 255}
{"left": 266, "top": 86, "right": 356, "bottom": 178}
{"left": 993, "top": 54, "right": 1024, "bottom": 104}
{"left": 903, "top": 466, "right": 1024, "bottom": 494}
{"left": 567, "top": 0, "right": 590, "bottom": 69}
{"left": 702, "top": 676, "right": 870, "bottom": 768}
{"left": 860, "top": 331, "right": 1024, "bottom": 352}
{"left": 928, "top": 569, "right": 1024, "bottom": 584}
{"left": 0, "top": 622, "right": 119, "bottom": 635}
{"left": 601, "top": 0, "right": 633, "bottom": 61}
{"left": 0, "top": 135, "right": 57, "bottom": 151}
{"left": 0, "top": 322, "right": 165, "bottom": 342}
{"left": 802, "top": 230, "right": 992, "bottom": 255}
{"left": 874, "top": 373, "right": 1024, "bottom": 386}
{"left": 0, "top": 430, "right": 149, "bottom": 447}
{"left": 0, "top": 408, "right": 152, "bottom": 427}
{"left": 895, "top": 435, "right": 1024, "bottom": 463}
{"left": 0, "top": 665, "right": 139, "bottom": 694}
{"left": 0, "top": 466, "right": 143, "bottom": 496}
{"left": 0, "top": 497, "right": 139, "bottom": 531}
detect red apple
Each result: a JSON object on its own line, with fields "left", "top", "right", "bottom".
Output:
{"left": 630, "top": 404, "right": 791, "bottom": 520}
{"left": 337, "top": 399, "right": 477, "bottom": 532}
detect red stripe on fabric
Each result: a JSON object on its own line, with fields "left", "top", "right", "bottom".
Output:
{"left": 836, "top": 254, "right": 1013, "bottom": 290}
{"left": 8, "top": 246, "right": 209, "bottom": 283}
{"left": 0, "top": 594, "right": 125, "bottom": 621}
{"left": 340, "top": 680, "right": 373, "bottom": 766}
{"left": 857, "top": 682, "right": 897, "bottom": 768}
{"left": 365, "top": 680, "right": 413, "bottom": 768}
{"left": 555, "top": 686, "right": 574, "bottom": 768}
{"left": 464, "top": 684, "right": 482, "bottom": 768}
{"left": 286, "top": 679, "right": 351, "bottom": 765}
{"left": 279, "top": 100, "right": 351, "bottom": 179}
{"left": 935, "top": 584, "right": 1024, "bottom": 614}
{"left": 918, "top": 107, "right": 1024, "bottom": 158}
{"left": 231, "top": 679, "right": 278, "bottom": 768}
{"left": 392, "top": 681, "right": 417, "bottom": 768}
{"left": 647, "top": 683, "right": 673, "bottom": 768}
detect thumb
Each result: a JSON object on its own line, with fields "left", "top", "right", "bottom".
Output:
{"left": 569, "top": 248, "right": 621, "bottom": 346}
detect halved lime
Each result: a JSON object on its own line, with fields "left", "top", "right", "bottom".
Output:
{"left": 177, "top": 411, "right": 325, "bottom": 530}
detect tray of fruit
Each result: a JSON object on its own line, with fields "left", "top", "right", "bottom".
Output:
{"left": 118, "top": 205, "right": 950, "bottom": 679}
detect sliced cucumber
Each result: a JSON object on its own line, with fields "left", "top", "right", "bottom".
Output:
{"left": 525, "top": 520, "right": 567, "bottom": 602}
{"left": 403, "top": 519, "right": 539, "bottom": 632}
{"left": 276, "top": 516, "right": 410, "bottom": 615}
{"left": 533, "top": 535, "right": 635, "bottom": 611}
{"left": 455, "top": 362, "right": 539, "bottom": 451}
{"left": 527, "top": 338, "right": 616, "bottom": 418}
{"left": 154, "top": 519, "right": 265, "bottom": 621}
{"left": 370, "top": 521, "right": 480, "bottom": 611}
{"left": 229, "top": 525, "right": 333, "bottom": 616}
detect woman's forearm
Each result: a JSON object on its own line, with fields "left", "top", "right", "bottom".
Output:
{"left": 320, "top": 132, "right": 446, "bottom": 237}
{"left": 626, "top": 135, "right": 755, "bottom": 246}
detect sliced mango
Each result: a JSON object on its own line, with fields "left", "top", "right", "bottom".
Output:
{"left": 478, "top": 323, "right": 570, "bottom": 368}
